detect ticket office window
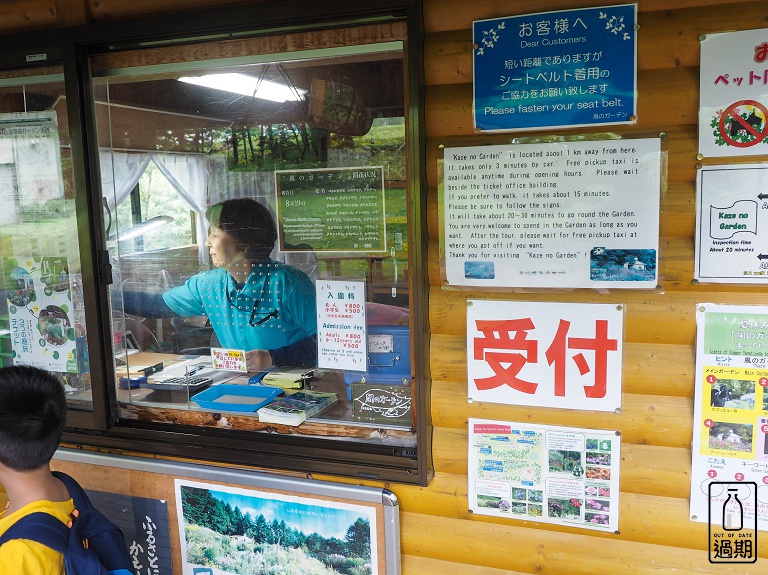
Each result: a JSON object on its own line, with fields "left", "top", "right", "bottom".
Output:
{"left": 93, "top": 24, "right": 420, "bottom": 477}
{"left": 0, "top": 69, "right": 97, "bottom": 421}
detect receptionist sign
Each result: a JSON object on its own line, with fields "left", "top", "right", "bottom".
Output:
{"left": 440, "top": 138, "right": 661, "bottom": 289}
{"left": 473, "top": 4, "right": 637, "bottom": 132}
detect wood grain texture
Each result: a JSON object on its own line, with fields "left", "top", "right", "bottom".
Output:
{"left": 0, "top": 0, "right": 759, "bottom": 573}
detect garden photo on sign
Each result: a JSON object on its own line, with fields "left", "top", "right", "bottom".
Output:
{"left": 175, "top": 479, "right": 379, "bottom": 575}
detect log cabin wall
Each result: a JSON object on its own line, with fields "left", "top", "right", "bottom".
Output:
{"left": 1, "top": 0, "right": 768, "bottom": 573}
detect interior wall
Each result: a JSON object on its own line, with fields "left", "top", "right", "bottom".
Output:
{"left": 1, "top": 0, "right": 767, "bottom": 573}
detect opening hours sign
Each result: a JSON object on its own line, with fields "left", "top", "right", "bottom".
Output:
{"left": 467, "top": 300, "right": 623, "bottom": 412}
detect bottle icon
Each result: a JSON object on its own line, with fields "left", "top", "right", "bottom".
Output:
{"left": 723, "top": 488, "right": 743, "bottom": 530}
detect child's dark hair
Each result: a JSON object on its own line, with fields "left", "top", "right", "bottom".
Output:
{"left": 205, "top": 198, "right": 277, "bottom": 261}
{"left": 0, "top": 365, "right": 67, "bottom": 471}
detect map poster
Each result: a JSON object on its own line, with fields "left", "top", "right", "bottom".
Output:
{"left": 473, "top": 4, "right": 637, "bottom": 132}
{"left": 274, "top": 166, "right": 386, "bottom": 253}
{"left": 695, "top": 164, "right": 768, "bottom": 283}
{"left": 690, "top": 303, "right": 768, "bottom": 531}
{"left": 467, "top": 300, "right": 623, "bottom": 412}
{"left": 469, "top": 418, "right": 620, "bottom": 532}
{"left": 5, "top": 255, "right": 77, "bottom": 372}
{"left": 441, "top": 138, "right": 661, "bottom": 289}
{"left": 699, "top": 28, "right": 768, "bottom": 158}
{"left": 316, "top": 280, "right": 367, "bottom": 371}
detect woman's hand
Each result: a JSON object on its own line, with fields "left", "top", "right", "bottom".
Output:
{"left": 244, "top": 349, "right": 273, "bottom": 373}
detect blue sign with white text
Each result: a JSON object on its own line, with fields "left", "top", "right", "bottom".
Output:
{"left": 473, "top": 4, "right": 637, "bottom": 132}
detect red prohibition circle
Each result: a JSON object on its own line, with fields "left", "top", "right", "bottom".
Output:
{"left": 718, "top": 100, "right": 768, "bottom": 148}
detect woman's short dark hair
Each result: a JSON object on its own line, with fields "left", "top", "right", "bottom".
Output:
{"left": 206, "top": 198, "right": 277, "bottom": 261}
{"left": 0, "top": 365, "right": 67, "bottom": 471}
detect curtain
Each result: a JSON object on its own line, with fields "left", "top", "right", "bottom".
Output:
{"left": 100, "top": 150, "right": 151, "bottom": 211}
{"left": 150, "top": 153, "right": 210, "bottom": 264}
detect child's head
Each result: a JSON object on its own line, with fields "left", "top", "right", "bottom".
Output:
{"left": 0, "top": 365, "right": 67, "bottom": 471}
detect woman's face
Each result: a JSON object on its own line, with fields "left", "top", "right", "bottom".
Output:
{"left": 205, "top": 226, "right": 243, "bottom": 269}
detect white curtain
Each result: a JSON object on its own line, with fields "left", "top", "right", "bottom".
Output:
{"left": 150, "top": 153, "right": 210, "bottom": 264}
{"left": 99, "top": 150, "right": 151, "bottom": 211}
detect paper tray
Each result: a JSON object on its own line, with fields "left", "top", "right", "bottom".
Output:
{"left": 191, "top": 385, "right": 282, "bottom": 412}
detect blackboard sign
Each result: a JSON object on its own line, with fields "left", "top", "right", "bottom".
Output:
{"left": 351, "top": 382, "right": 412, "bottom": 425}
{"left": 275, "top": 166, "right": 386, "bottom": 252}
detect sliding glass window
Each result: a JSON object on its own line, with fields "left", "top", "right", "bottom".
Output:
{"left": 92, "top": 24, "right": 418, "bottom": 457}
{"left": 0, "top": 69, "right": 95, "bottom": 410}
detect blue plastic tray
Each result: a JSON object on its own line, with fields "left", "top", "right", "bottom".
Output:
{"left": 191, "top": 384, "right": 281, "bottom": 412}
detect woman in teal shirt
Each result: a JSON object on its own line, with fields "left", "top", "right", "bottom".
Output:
{"left": 124, "top": 198, "right": 317, "bottom": 370}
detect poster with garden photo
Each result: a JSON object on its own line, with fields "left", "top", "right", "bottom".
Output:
{"left": 689, "top": 303, "right": 768, "bottom": 530}
{"left": 469, "top": 418, "right": 620, "bottom": 532}
{"left": 174, "top": 479, "right": 379, "bottom": 575}
{"left": 5, "top": 255, "right": 77, "bottom": 372}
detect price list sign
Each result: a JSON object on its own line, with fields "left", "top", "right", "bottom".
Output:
{"left": 316, "top": 280, "right": 367, "bottom": 371}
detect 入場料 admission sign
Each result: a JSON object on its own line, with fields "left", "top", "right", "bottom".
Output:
{"left": 473, "top": 4, "right": 637, "bottom": 132}
{"left": 699, "top": 28, "right": 768, "bottom": 158}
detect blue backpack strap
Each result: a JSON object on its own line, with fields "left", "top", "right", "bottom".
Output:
{"left": 52, "top": 470, "right": 135, "bottom": 575}
{"left": 52, "top": 471, "right": 90, "bottom": 512}
{"left": 0, "top": 511, "right": 69, "bottom": 552}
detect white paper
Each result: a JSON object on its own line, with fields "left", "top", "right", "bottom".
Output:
{"left": 442, "top": 138, "right": 661, "bottom": 288}
{"left": 467, "top": 300, "right": 623, "bottom": 412}
{"left": 699, "top": 29, "right": 768, "bottom": 158}
{"left": 469, "top": 418, "right": 620, "bottom": 532}
{"left": 695, "top": 164, "right": 768, "bottom": 282}
{"left": 316, "top": 280, "right": 367, "bottom": 370}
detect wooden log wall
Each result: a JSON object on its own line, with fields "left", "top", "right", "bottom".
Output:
{"left": 408, "top": 1, "right": 768, "bottom": 574}
{"left": 1, "top": 0, "right": 767, "bottom": 573}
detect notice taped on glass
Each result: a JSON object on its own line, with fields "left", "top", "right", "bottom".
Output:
{"left": 441, "top": 138, "right": 661, "bottom": 289}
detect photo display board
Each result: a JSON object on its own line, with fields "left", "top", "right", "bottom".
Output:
{"left": 52, "top": 448, "right": 401, "bottom": 575}
{"left": 441, "top": 138, "right": 662, "bottom": 289}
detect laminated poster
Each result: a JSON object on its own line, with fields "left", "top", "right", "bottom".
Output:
{"left": 316, "top": 280, "right": 367, "bottom": 371}
{"left": 698, "top": 28, "right": 768, "bottom": 158}
{"left": 175, "top": 479, "right": 379, "bottom": 575}
{"left": 442, "top": 138, "right": 661, "bottom": 289}
{"left": 695, "top": 163, "right": 768, "bottom": 283}
{"left": 690, "top": 303, "right": 768, "bottom": 530}
{"left": 5, "top": 256, "right": 77, "bottom": 372}
{"left": 467, "top": 299, "right": 623, "bottom": 412}
{"left": 469, "top": 418, "right": 620, "bottom": 532}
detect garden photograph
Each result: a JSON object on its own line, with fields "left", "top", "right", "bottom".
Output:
{"left": 176, "top": 480, "right": 377, "bottom": 575}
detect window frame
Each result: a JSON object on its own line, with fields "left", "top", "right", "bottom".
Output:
{"left": 0, "top": 0, "right": 430, "bottom": 485}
